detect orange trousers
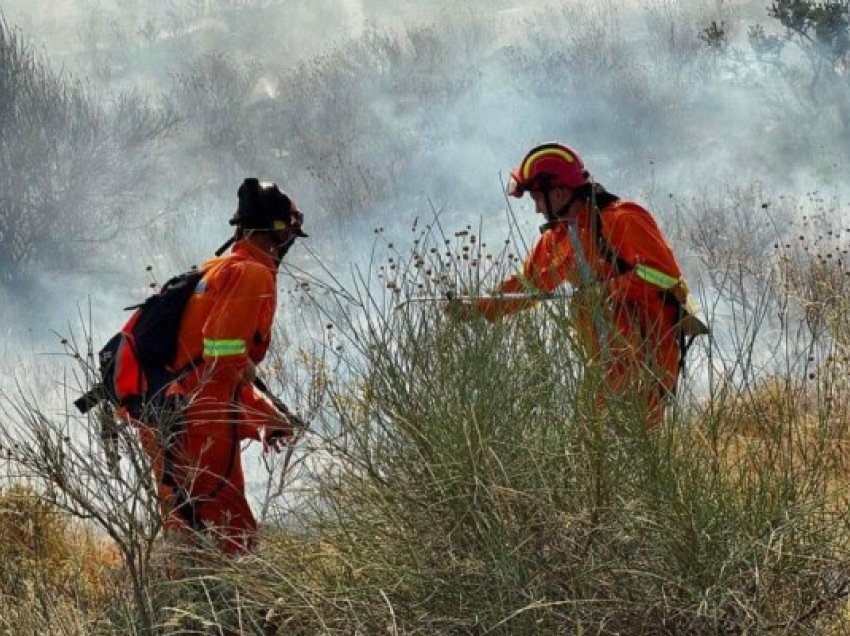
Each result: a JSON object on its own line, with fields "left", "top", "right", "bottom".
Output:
{"left": 579, "top": 299, "right": 681, "bottom": 430}
{"left": 137, "top": 377, "right": 263, "bottom": 555}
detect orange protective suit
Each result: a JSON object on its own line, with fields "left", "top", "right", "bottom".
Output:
{"left": 478, "top": 199, "right": 683, "bottom": 429}
{"left": 140, "top": 238, "right": 289, "bottom": 554}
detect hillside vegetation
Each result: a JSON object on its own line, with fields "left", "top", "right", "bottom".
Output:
{"left": 2, "top": 0, "right": 850, "bottom": 634}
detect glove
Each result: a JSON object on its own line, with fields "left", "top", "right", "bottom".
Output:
{"left": 263, "top": 427, "right": 292, "bottom": 453}
{"left": 262, "top": 412, "right": 294, "bottom": 454}
{"left": 444, "top": 298, "right": 478, "bottom": 322}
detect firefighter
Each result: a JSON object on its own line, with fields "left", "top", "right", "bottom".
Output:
{"left": 447, "top": 143, "right": 706, "bottom": 430}
{"left": 137, "top": 178, "right": 307, "bottom": 554}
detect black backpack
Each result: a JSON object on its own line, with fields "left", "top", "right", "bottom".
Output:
{"left": 75, "top": 268, "right": 204, "bottom": 418}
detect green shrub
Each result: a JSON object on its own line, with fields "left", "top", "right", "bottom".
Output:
{"left": 152, "top": 207, "right": 850, "bottom": 634}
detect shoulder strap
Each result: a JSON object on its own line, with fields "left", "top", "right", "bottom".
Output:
{"left": 590, "top": 198, "right": 633, "bottom": 276}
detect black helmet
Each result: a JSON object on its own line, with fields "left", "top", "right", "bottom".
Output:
{"left": 230, "top": 178, "right": 307, "bottom": 237}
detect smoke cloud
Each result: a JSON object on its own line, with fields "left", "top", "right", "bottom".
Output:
{"left": 2, "top": 0, "right": 849, "bottom": 500}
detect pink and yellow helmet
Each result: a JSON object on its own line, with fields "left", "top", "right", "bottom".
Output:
{"left": 507, "top": 142, "right": 590, "bottom": 197}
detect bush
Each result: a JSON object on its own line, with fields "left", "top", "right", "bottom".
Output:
{"left": 142, "top": 203, "right": 850, "bottom": 634}
{"left": 0, "top": 18, "right": 103, "bottom": 288}
{"left": 170, "top": 51, "right": 258, "bottom": 167}
{"left": 748, "top": 0, "right": 850, "bottom": 138}
{"left": 0, "top": 18, "right": 173, "bottom": 292}
{"left": 275, "top": 219, "right": 850, "bottom": 633}
{"left": 259, "top": 15, "right": 498, "bottom": 226}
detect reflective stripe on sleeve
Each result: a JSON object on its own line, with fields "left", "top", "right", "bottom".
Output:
{"left": 634, "top": 264, "right": 679, "bottom": 290}
{"left": 203, "top": 338, "right": 247, "bottom": 357}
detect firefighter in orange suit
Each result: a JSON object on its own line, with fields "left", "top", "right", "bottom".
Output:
{"left": 447, "top": 143, "right": 707, "bottom": 429}
{"left": 138, "top": 178, "right": 307, "bottom": 554}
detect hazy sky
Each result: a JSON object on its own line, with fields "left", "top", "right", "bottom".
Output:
{"left": 2, "top": 0, "right": 848, "bottom": 402}
{"left": 2, "top": 0, "right": 846, "bottom": 346}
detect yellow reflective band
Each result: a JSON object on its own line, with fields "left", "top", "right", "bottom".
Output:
{"left": 634, "top": 264, "right": 679, "bottom": 290}
{"left": 272, "top": 220, "right": 288, "bottom": 230}
{"left": 203, "top": 338, "right": 247, "bottom": 357}
{"left": 522, "top": 147, "right": 575, "bottom": 180}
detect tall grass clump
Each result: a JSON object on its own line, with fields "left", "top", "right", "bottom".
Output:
{"left": 136, "top": 198, "right": 850, "bottom": 634}
{"left": 0, "top": 485, "right": 123, "bottom": 633}
{"left": 0, "top": 316, "right": 330, "bottom": 633}
{"left": 0, "top": 341, "right": 170, "bottom": 632}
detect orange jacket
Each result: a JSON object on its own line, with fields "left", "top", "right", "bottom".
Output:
{"left": 477, "top": 199, "right": 684, "bottom": 427}
{"left": 172, "top": 238, "right": 282, "bottom": 440}
{"left": 174, "top": 239, "right": 277, "bottom": 377}
{"left": 478, "top": 199, "right": 682, "bottom": 322}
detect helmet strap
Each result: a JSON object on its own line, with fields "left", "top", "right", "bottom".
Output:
{"left": 543, "top": 189, "right": 554, "bottom": 221}
{"left": 243, "top": 226, "right": 298, "bottom": 267}
{"left": 272, "top": 235, "right": 296, "bottom": 265}
{"left": 214, "top": 235, "right": 237, "bottom": 257}
{"left": 537, "top": 187, "right": 587, "bottom": 234}
{"left": 557, "top": 189, "right": 584, "bottom": 219}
